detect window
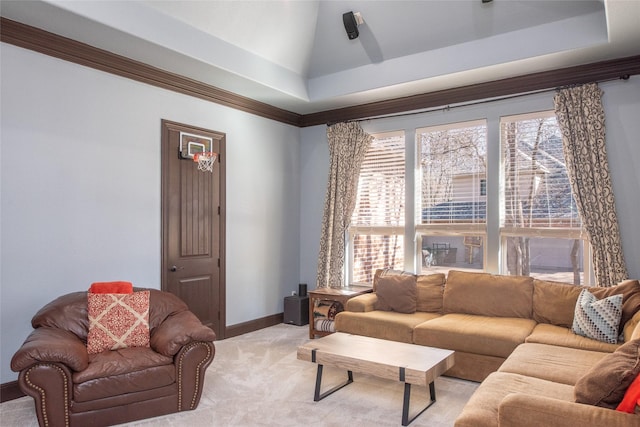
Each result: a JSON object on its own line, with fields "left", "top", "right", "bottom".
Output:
{"left": 500, "top": 111, "right": 586, "bottom": 284}
{"left": 416, "top": 120, "right": 487, "bottom": 274}
{"left": 349, "top": 132, "right": 405, "bottom": 283}
{"left": 346, "top": 110, "right": 590, "bottom": 285}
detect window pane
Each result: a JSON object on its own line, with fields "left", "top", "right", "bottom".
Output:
{"left": 500, "top": 112, "right": 586, "bottom": 281}
{"left": 352, "top": 133, "right": 405, "bottom": 226}
{"left": 420, "top": 235, "right": 484, "bottom": 275}
{"left": 503, "top": 236, "right": 585, "bottom": 285}
{"left": 352, "top": 234, "right": 404, "bottom": 283}
{"left": 501, "top": 114, "right": 581, "bottom": 229}
{"left": 418, "top": 121, "right": 487, "bottom": 224}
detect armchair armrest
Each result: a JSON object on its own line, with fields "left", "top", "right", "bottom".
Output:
{"left": 11, "top": 327, "right": 89, "bottom": 372}
{"left": 345, "top": 293, "right": 378, "bottom": 312}
{"left": 151, "top": 310, "right": 216, "bottom": 357}
{"left": 499, "top": 393, "right": 638, "bottom": 427}
{"left": 175, "top": 341, "right": 215, "bottom": 410}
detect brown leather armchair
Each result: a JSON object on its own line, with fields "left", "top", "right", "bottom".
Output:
{"left": 11, "top": 289, "right": 216, "bottom": 427}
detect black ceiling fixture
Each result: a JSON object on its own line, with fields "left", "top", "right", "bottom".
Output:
{"left": 343, "top": 11, "right": 362, "bottom": 40}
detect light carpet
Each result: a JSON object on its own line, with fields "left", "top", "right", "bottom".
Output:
{"left": 1, "top": 324, "right": 478, "bottom": 426}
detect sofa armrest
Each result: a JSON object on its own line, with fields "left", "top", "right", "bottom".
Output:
{"left": 11, "top": 327, "right": 89, "bottom": 372}
{"left": 345, "top": 293, "right": 378, "bottom": 312}
{"left": 151, "top": 310, "right": 216, "bottom": 357}
{"left": 18, "top": 362, "right": 73, "bottom": 427}
{"left": 499, "top": 393, "right": 638, "bottom": 427}
{"left": 175, "top": 340, "right": 216, "bottom": 410}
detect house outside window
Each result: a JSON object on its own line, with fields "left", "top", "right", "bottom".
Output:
{"left": 347, "top": 110, "right": 589, "bottom": 285}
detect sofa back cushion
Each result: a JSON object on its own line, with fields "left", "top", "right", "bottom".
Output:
{"left": 416, "top": 273, "right": 446, "bottom": 313}
{"left": 533, "top": 279, "right": 583, "bottom": 328}
{"left": 372, "top": 268, "right": 413, "bottom": 292}
{"left": 443, "top": 270, "right": 534, "bottom": 318}
{"left": 146, "top": 289, "right": 189, "bottom": 330}
{"left": 31, "top": 288, "right": 190, "bottom": 341}
{"left": 32, "top": 292, "right": 90, "bottom": 341}
{"left": 375, "top": 275, "right": 417, "bottom": 313}
{"left": 590, "top": 280, "right": 640, "bottom": 336}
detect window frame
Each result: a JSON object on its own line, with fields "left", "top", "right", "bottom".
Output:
{"left": 344, "top": 103, "right": 593, "bottom": 285}
{"left": 347, "top": 131, "right": 406, "bottom": 284}
{"left": 414, "top": 119, "right": 488, "bottom": 273}
{"left": 498, "top": 110, "right": 590, "bottom": 283}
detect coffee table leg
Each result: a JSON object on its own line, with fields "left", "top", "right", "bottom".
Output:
{"left": 402, "top": 381, "right": 436, "bottom": 426}
{"left": 314, "top": 364, "right": 354, "bottom": 401}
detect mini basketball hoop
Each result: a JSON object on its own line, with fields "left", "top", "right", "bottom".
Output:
{"left": 193, "top": 152, "right": 217, "bottom": 173}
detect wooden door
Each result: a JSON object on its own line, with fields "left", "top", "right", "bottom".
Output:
{"left": 161, "top": 120, "right": 225, "bottom": 338}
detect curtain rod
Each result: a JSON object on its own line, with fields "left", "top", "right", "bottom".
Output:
{"left": 339, "top": 74, "right": 631, "bottom": 125}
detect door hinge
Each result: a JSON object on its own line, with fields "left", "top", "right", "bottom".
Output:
{"left": 218, "top": 258, "right": 220, "bottom": 267}
{"left": 218, "top": 206, "right": 220, "bottom": 215}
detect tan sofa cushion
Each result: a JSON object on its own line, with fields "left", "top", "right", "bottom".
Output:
{"left": 497, "top": 393, "right": 639, "bottom": 427}
{"left": 374, "top": 274, "right": 417, "bottom": 313}
{"left": 372, "top": 268, "right": 413, "bottom": 292}
{"left": 416, "top": 273, "right": 445, "bottom": 313}
{"left": 574, "top": 338, "right": 640, "bottom": 409}
{"left": 413, "top": 313, "right": 536, "bottom": 358}
{"left": 533, "top": 279, "right": 582, "bottom": 328}
{"left": 525, "top": 323, "right": 620, "bottom": 352}
{"left": 334, "top": 311, "right": 439, "bottom": 343}
{"left": 625, "top": 310, "right": 640, "bottom": 342}
{"left": 498, "top": 343, "right": 609, "bottom": 385}
{"left": 533, "top": 279, "right": 640, "bottom": 335}
{"left": 344, "top": 293, "right": 378, "bottom": 312}
{"left": 443, "top": 270, "right": 534, "bottom": 318}
{"left": 590, "top": 279, "right": 640, "bottom": 335}
{"left": 454, "top": 372, "right": 574, "bottom": 427}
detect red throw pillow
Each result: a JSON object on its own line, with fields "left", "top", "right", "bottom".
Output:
{"left": 86, "top": 291, "right": 150, "bottom": 354}
{"left": 617, "top": 373, "right": 640, "bottom": 413}
{"left": 89, "top": 281, "right": 133, "bottom": 294}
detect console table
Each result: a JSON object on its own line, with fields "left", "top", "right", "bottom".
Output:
{"left": 308, "top": 285, "right": 372, "bottom": 339}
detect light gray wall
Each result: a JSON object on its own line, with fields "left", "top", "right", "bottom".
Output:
{"left": 299, "top": 125, "right": 329, "bottom": 288}
{"left": 299, "top": 78, "right": 640, "bottom": 286}
{"left": 601, "top": 78, "right": 640, "bottom": 281}
{"left": 0, "top": 43, "right": 301, "bottom": 383}
{"left": 2, "top": 40, "right": 639, "bottom": 385}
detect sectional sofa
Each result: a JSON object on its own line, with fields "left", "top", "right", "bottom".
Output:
{"left": 334, "top": 269, "right": 640, "bottom": 427}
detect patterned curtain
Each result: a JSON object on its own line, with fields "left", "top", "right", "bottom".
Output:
{"left": 316, "top": 122, "right": 372, "bottom": 288}
{"left": 553, "top": 83, "right": 628, "bottom": 285}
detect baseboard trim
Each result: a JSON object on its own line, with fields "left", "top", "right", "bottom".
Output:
{"left": 1, "top": 314, "right": 285, "bottom": 402}
{"left": 1, "top": 381, "right": 25, "bottom": 403}
{"left": 225, "top": 313, "right": 284, "bottom": 339}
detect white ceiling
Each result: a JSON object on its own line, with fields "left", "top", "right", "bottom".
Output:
{"left": 2, "top": 0, "right": 640, "bottom": 114}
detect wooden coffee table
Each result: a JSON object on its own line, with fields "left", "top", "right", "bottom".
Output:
{"left": 297, "top": 332, "right": 455, "bottom": 426}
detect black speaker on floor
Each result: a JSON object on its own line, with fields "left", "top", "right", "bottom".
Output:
{"left": 284, "top": 295, "right": 309, "bottom": 326}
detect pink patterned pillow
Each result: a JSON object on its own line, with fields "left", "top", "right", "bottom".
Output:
{"left": 87, "top": 291, "right": 150, "bottom": 354}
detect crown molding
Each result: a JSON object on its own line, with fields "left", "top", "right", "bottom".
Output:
{"left": 2, "top": 17, "right": 639, "bottom": 128}
{"left": 0, "top": 17, "right": 302, "bottom": 126}
{"left": 299, "top": 55, "right": 640, "bottom": 127}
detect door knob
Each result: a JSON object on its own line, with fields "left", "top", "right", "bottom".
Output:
{"left": 170, "top": 266, "right": 178, "bottom": 272}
